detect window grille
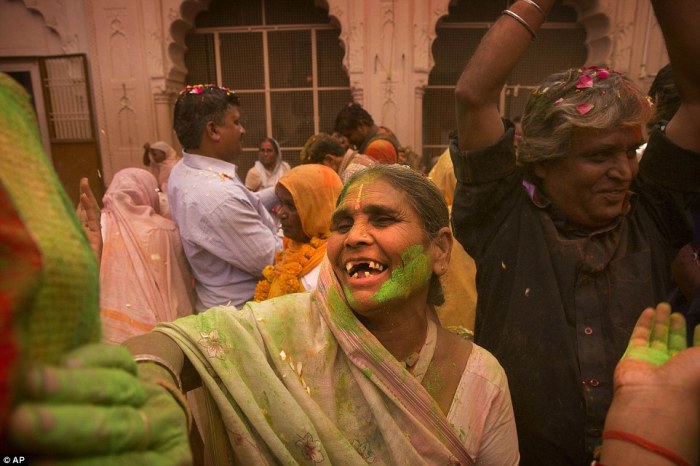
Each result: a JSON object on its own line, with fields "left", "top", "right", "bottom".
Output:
{"left": 184, "top": 0, "right": 351, "bottom": 175}
{"left": 43, "top": 55, "right": 93, "bottom": 141}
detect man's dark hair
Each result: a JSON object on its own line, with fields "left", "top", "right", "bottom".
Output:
{"left": 300, "top": 133, "right": 345, "bottom": 164}
{"left": 173, "top": 85, "right": 240, "bottom": 151}
{"left": 334, "top": 102, "right": 374, "bottom": 133}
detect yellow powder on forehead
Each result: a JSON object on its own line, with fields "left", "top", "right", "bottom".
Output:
{"left": 354, "top": 183, "right": 364, "bottom": 211}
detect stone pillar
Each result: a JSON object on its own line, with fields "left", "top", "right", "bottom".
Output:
{"left": 153, "top": 90, "right": 178, "bottom": 146}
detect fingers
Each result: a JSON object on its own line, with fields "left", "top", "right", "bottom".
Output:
{"left": 62, "top": 343, "right": 138, "bottom": 374}
{"left": 23, "top": 366, "right": 146, "bottom": 406}
{"left": 668, "top": 313, "right": 687, "bottom": 356}
{"left": 623, "top": 304, "right": 687, "bottom": 366}
{"left": 11, "top": 382, "right": 191, "bottom": 461}
{"left": 650, "top": 302, "right": 671, "bottom": 352}
{"left": 9, "top": 404, "right": 151, "bottom": 456}
{"left": 79, "top": 178, "right": 100, "bottom": 230}
{"left": 627, "top": 307, "right": 654, "bottom": 349}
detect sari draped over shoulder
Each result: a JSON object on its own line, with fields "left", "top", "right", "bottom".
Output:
{"left": 100, "top": 168, "right": 194, "bottom": 343}
{"left": 156, "top": 260, "right": 475, "bottom": 465}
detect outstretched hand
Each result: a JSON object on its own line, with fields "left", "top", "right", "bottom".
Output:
{"left": 77, "top": 177, "right": 102, "bottom": 265}
{"left": 614, "top": 302, "right": 700, "bottom": 393}
{"left": 600, "top": 303, "right": 700, "bottom": 466}
{"left": 9, "top": 343, "right": 192, "bottom": 465}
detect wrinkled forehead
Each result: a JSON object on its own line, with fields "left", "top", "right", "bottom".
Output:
{"left": 337, "top": 176, "right": 409, "bottom": 213}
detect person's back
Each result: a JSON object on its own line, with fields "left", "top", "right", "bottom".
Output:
{"left": 451, "top": 1, "right": 700, "bottom": 464}
{"left": 167, "top": 84, "right": 281, "bottom": 311}
{"left": 100, "top": 168, "right": 194, "bottom": 343}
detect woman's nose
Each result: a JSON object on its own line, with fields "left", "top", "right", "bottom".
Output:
{"left": 608, "top": 154, "right": 635, "bottom": 181}
{"left": 345, "top": 221, "right": 371, "bottom": 246}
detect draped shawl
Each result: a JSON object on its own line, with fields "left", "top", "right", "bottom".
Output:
{"left": 156, "top": 261, "right": 476, "bottom": 465}
{"left": 100, "top": 168, "right": 194, "bottom": 343}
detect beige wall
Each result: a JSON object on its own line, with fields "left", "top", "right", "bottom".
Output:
{"left": 0, "top": 0, "right": 669, "bottom": 184}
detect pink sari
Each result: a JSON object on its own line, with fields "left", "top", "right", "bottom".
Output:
{"left": 100, "top": 168, "right": 194, "bottom": 343}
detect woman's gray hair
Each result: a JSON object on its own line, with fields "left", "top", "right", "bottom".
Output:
{"left": 519, "top": 67, "right": 653, "bottom": 176}
{"left": 339, "top": 164, "right": 449, "bottom": 306}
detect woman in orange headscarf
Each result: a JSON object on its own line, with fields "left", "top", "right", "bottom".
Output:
{"left": 254, "top": 164, "right": 342, "bottom": 301}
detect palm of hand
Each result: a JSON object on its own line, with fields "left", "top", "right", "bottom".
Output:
{"left": 613, "top": 304, "right": 700, "bottom": 399}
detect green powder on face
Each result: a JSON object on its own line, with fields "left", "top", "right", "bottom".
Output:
{"left": 341, "top": 244, "right": 431, "bottom": 308}
{"left": 373, "top": 245, "right": 431, "bottom": 304}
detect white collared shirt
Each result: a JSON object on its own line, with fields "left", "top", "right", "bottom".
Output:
{"left": 168, "top": 151, "right": 281, "bottom": 311}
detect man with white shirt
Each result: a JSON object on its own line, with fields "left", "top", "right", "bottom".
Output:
{"left": 168, "top": 84, "right": 281, "bottom": 311}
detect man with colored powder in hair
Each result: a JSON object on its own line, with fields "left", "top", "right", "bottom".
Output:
{"left": 451, "top": 0, "right": 700, "bottom": 464}
{"left": 334, "top": 102, "right": 399, "bottom": 164}
{"left": 168, "top": 84, "right": 281, "bottom": 311}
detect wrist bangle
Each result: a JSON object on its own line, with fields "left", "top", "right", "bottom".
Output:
{"left": 134, "top": 355, "right": 193, "bottom": 431}
{"left": 501, "top": 10, "right": 537, "bottom": 40}
{"left": 152, "top": 376, "right": 193, "bottom": 431}
{"left": 603, "top": 430, "right": 692, "bottom": 466}
{"left": 133, "top": 354, "right": 183, "bottom": 392}
{"left": 520, "top": 0, "right": 546, "bottom": 21}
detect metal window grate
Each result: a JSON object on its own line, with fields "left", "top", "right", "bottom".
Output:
{"left": 185, "top": 0, "right": 350, "bottom": 174}
{"left": 184, "top": 33, "right": 216, "bottom": 85}
{"left": 268, "top": 30, "right": 312, "bottom": 89}
{"left": 43, "top": 56, "right": 92, "bottom": 141}
{"left": 220, "top": 32, "right": 265, "bottom": 90}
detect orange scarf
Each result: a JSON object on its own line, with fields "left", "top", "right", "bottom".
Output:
{"left": 254, "top": 165, "right": 342, "bottom": 301}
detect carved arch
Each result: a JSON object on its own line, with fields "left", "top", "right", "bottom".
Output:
{"left": 160, "top": 0, "right": 613, "bottom": 94}
{"left": 563, "top": 0, "right": 611, "bottom": 66}
{"left": 166, "top": 0, "right": 212, "bottom": 86}
{"left": 20, "top": 0, "right": 77, "bottom": 53}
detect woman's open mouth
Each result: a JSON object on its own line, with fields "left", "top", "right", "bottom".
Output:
{"left": 345, "top": 260, "right": 387, "bottom": 279}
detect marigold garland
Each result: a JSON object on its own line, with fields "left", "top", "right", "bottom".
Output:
{"left": 254, "top": 237, "right": 325, "bottom": 302}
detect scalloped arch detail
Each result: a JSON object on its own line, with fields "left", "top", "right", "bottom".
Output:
{"left": 160, "top": 0, "right": 612, "bottom": 88}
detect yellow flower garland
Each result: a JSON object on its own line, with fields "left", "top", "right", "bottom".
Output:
{"left": 254, "top": 237, "right": 324, "bottom": 302}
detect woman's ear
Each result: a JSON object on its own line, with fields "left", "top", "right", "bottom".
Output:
{"left": 431, "top": 226, "right": 453, "bottom": 276}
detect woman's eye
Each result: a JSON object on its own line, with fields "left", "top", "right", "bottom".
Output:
{"left": 331, "top": 219, "right": 352, "bottom": 233}
{"left": 372, "top": 216, "right": 396, "bottom": 227}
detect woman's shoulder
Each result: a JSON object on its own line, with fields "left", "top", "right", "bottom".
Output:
{"left": 244, "top": 165, "right": 262, "bottom": 190}
{"left": 463, "top": 343, "right": 508, "bottom": 388}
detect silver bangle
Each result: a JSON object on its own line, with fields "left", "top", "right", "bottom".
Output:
{"left": 521, "top": 0, "right": 546, "bottom": 21}
{"left": 501, "top": 10, "right": 537, "bottom": 40}
{"left": 133, "top": 354, "right": 183, "bottom": 392}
